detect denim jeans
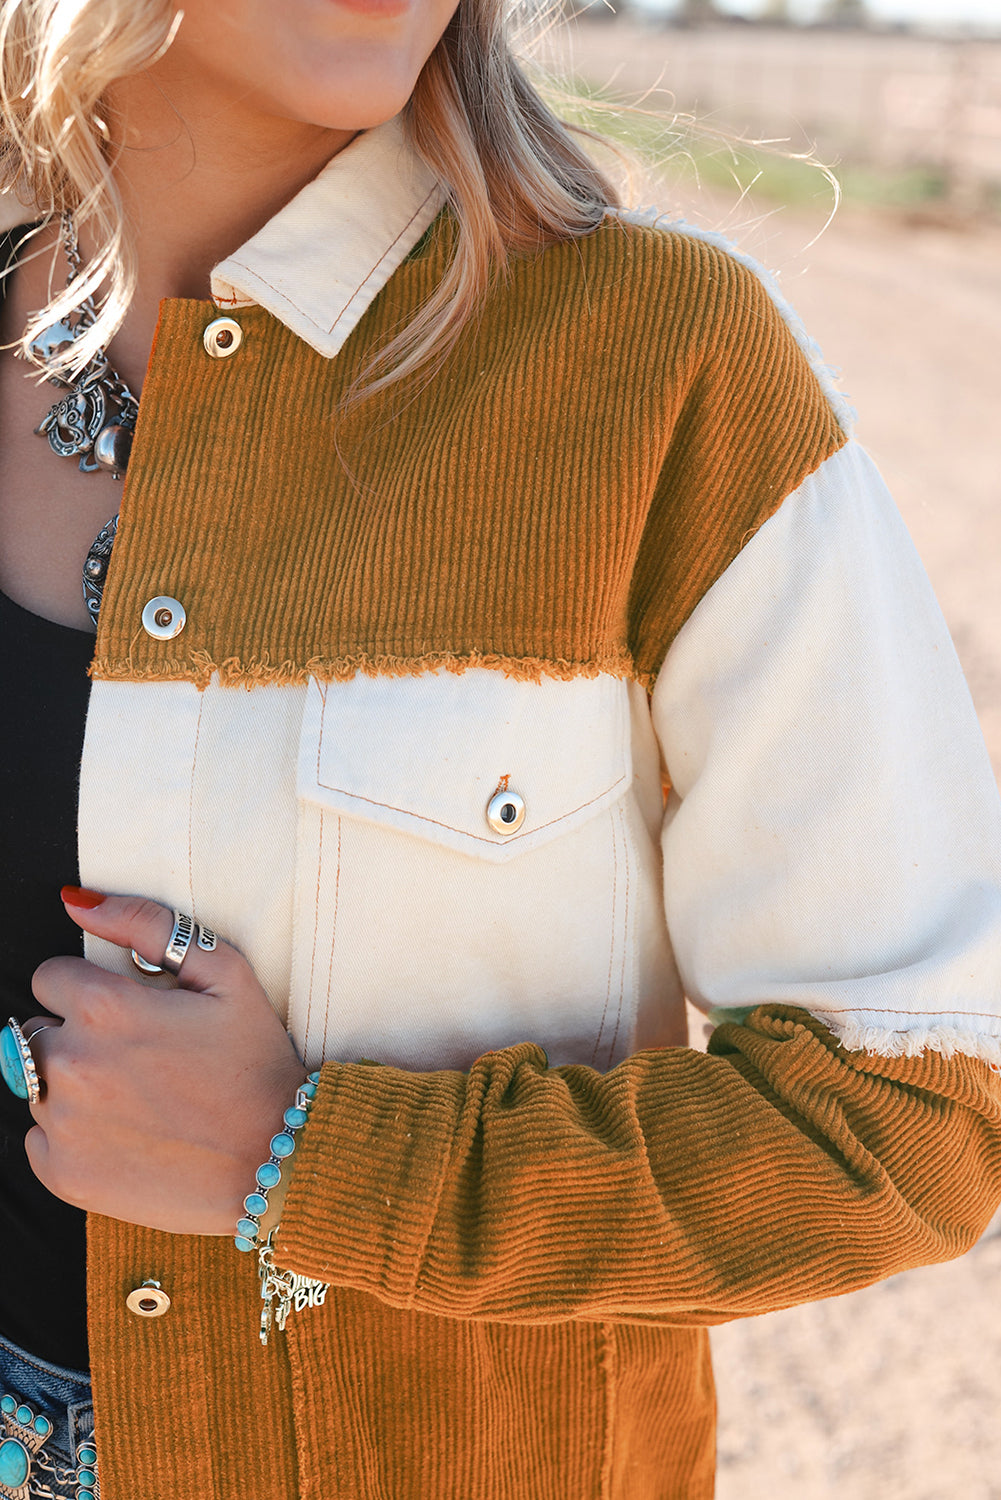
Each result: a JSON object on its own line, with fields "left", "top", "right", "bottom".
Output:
{"left": 0, "top": 1333, "right": 94, "bottom": 1498}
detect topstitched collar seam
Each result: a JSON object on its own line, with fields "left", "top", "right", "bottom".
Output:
{"left": 213, "top": 185, "right": 441, "bottom": 342}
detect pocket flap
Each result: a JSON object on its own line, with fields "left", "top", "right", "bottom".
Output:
{"left": 298, "top": 669, "right": 632, "bottom": 863}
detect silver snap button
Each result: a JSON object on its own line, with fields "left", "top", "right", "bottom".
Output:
{"left": 141, "top": 595, "right": 186, "bottom": 640}
{"left": 126, "top": 1280, "right": 171, "bottom": 1318}
{"left": 486, "top": 790, "right": 526, "bottom": 836}
{"left": 203, "top": 316, "right": 243, "bottom": 358}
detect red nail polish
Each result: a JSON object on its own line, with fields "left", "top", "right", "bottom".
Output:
{"left": 61, "top": 885, "right": 107, "bottom": 909}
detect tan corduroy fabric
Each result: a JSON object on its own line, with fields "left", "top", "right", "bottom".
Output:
{"left": 89, "top": 218, "right": 845, "bottom": 691}
{"left": 80, "top": 220, "right": 1001, "bottom": 1499}
{"left": 88, "top": 1010, "right": 1001, "bottom": 1499}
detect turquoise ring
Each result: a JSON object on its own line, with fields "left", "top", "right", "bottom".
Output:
{"left": 0, "top": 1019, "right": 42, "bottom": 1106}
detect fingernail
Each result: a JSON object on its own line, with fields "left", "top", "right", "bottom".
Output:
{"left": 61, "top": 885, "right": 107, "bottom": 909}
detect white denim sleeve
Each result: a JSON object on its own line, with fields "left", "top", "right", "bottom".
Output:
{"left": 652, "top": 439, "right": 1001, "bottom": 1062}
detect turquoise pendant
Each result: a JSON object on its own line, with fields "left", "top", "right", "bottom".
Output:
{"left": 0, "top": 1394, "right": 53, "bottom": 1500}
{"left": 0, "top": 1438, "right": 30, "bottom": 1493}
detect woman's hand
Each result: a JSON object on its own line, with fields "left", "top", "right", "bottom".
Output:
{"left": 23, "top": 888, "right": 306, "bottom": 1236}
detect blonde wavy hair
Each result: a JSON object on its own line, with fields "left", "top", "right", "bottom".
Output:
{"left": 0, "top": 0, "right": 619, "bottom": 390}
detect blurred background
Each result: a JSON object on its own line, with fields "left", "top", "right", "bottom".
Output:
{"left": 526, "top": 4, "right": 1001, "bottom": 1497}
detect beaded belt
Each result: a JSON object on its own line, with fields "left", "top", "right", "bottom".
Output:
{"left": 0, "top": 1396, "right": 97, "bottom": 1500}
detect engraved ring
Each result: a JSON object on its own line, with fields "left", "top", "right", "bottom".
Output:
{"left": 162, "top": 910, "right": 195, "bottom": 975}
{"left": 131, "top": 911, "right": 218, "bottom": 978}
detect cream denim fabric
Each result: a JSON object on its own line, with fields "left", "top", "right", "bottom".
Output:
{"left": 79, "top": 442, "right": 1001, "bottom": 1067}
{"left": 38, "top": 118, "right": 999, "bottom": 1067}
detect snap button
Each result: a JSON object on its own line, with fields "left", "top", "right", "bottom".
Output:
{"left": 141, "top": 595, "right": 186, "bottom": 640}
{"left": 126, "top": 1280, "right": 171, "bottom": 1318}
{"left": 203, "top": 316, "right": 243, "bottom": 358}
{"left": 486, "top": 789, "right": 526, "bottom": 835}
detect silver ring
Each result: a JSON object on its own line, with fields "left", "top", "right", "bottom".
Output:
{"left": 1, "top": 1018, "right": 43, "bottom": 1105}
{"left": 131, "top": 917, "right": 216, "bottom": 977}
{"left": 196, "top": 925, "right": 217, "bottom": 953}
{"left": 23, "top": 1023, "right": 57, "bottom": 1046}
{"left": 162, "top": 910, "right": 195, "bottom": 976}
{"left": 131, "top": 949, "right": 164, "bottom": 976}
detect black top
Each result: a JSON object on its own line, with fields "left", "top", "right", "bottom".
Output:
{"left": 0, "top": 587, "right": 92, "bottom": 1373}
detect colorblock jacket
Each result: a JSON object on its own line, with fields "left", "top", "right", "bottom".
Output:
{"left": 12, "top": 119, "right": 1001, "bottom": 1498}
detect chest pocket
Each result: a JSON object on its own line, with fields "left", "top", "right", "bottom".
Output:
{"left": 298, "top": 668, "right": 632, "bottom": 861}
{"left": 288, "top": 667, "right": 638, "bottom": 1071}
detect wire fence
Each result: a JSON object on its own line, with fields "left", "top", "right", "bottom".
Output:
{"left": 555, "top": 20, "right": 1001, "bottom": 209}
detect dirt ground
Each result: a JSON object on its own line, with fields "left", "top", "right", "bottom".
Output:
{"left": 547, "top": 19, "right": 1001, "bottom": 1500}
{"left": 697, "top": 202, "right": 1001, "bottom": 1494}
{"left": 701, "top": 202, "right": 1001, "bottom": 1499}
{"left": 687, "top": 202, "right": 1001, "bottom": 1500}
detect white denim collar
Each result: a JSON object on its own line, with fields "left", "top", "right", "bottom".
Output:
{"left": 210, "top": 115, "right": 444, "bottom": 360}
{"left": 0, "top": 116, "right": 443, "bottom": 361}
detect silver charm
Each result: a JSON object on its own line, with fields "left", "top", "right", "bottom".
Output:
{"left": 28, "top": 213, "right": 139, "bottom": 481}
{"left": 259, "top": 1238, "right": 295, "bottom": 1346}
{"left": 26, "top": 317, "right": 78, "bottom": 367}
{"left": 92, "top": 421, "right": 134, "bottom": 475}
{"left": 82, "top": 514, "right": 119, "bottom": 626}
{"left": 258, "top": 1234, "right": 329, "bottom": 1347}
{"left": 35, "top": 377, "right": 108, "bottom": 463}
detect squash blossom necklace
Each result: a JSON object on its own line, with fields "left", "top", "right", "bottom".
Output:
{"left": 28, "top": 212, "right": 135, "bottom": 625}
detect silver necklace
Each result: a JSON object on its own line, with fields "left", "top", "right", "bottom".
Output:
{"left": 25, "top": 213, "right": 135, "bottom": 623}
{"left": 30, "top": 212, "right": 139, "bottom": 479}
{"left": 81, "top": 513, "right": 119, "bottom": 627}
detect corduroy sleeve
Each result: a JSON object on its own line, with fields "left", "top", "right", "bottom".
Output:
{"left": 274, "top": 231, "right": 1001, "bottom": 1328}
{"left": 275, "top": 457, "right": 1001, "bottom": 1326}
{"left": 275, "top": 1010, "right": 1001, "bottom": 1324}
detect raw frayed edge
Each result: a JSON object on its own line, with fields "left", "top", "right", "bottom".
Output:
{"left": 821, "top": 1017, "right": 1001, "bottom": 1069}
{"left": 706, "top": 1004, "right": 1001, "bottom": 1070}
{"left": 609, "top": 207, "right": 857, "bottom": 438}
{"left": 89, "top": 649, "right": 218, "bottom": 691}
{"left": 89, "top": 646, "right": 638, "bottom": 691}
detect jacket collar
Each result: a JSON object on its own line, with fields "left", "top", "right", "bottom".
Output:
{"left": 210, "top": 116, "right": 444, "bottom": 360}
{"left": 0, "top": 115, "right": 444, "bottom": 362}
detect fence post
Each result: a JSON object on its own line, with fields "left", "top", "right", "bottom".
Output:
{"left": 943, "top": 41, "right": 982, "bottom": 214}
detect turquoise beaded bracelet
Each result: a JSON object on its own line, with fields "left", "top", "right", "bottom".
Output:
{"left": 234, "top": 1071, "right": 320, "bottom": 1253}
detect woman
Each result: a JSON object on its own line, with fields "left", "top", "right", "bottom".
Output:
{"left": 1, "top": 0, "right": 1000, "bottom": 1496}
